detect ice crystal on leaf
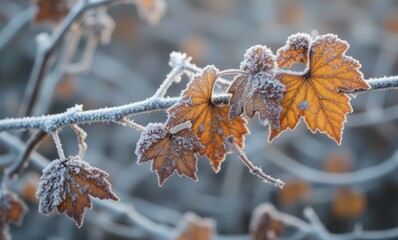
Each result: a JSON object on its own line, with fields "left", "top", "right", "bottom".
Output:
{"left": 276, "top": 33, "right": 311, "bottom": 68}
{"left": 36, "top": 156, "right": 119, "bottom": 227}
{"left": 229, "top": 46, "right": 285, "bottom": 129}
{"left": 166, "top": 66, "right": 249, "bottom": 173}
{"left": 135, "top": 123, "right": 203, "bottom": 186}
{"left": 270, "top": 34, "right": 371, "bottom": 144}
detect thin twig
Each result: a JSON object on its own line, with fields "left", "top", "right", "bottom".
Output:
{"left": 2, "top": 130, "right": 47, "bottom": 186}
{"left": 51, "top": 130, "right": 66, "bottom": 160}
{"left": 224, "top": 136, "right": 285, "bottom": 188}
{"left": 153, "top": 65, "right": 183, "bottom": 98}
{"left": 18, "top": 0, "right": 135, "bottom": 117}
{"left": 217, "top": 69, "right": 247, "bottom": 77}
{"left": 116, "top": 117, "right": 146, "bottom": 132}
{"left": 70, "top": 124, "right": 88, "bottom": 158}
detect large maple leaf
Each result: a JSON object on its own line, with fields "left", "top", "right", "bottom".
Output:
{"left": 36, "top": 156, "right": 119, "bottom": 227}
{"left": 270, "top": 34, "right": 370, "bottom": 144}
{"left": 166, "top": 66, "right": 249, "bottom": 173}
{"left": 135, "top": 123, "right": 203, "bottom": 186}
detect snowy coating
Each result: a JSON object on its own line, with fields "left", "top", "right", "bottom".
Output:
{"left": 240, "top": 45, "right": 276, "bottom": 73}
{"left": 36, "top": 156, "right": 119, "bottom": 227}
{"left": 281, "top": 32, "right": 311, "bottom": 51}
{"left": 135, "top": 123, "right": 203, "bottom": 186}
{"left": 276, "top": 32, "right": 311, "bottom": 68}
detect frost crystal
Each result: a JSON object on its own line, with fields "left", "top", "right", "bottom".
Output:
{"left": 240, "top": 45, "right": 276, "bottom": 73}
{"left": 36, "top": 156, "right": 119, "bottom": 227}
{"left": 135, "top": 123, "right": 203, "bottom": 186}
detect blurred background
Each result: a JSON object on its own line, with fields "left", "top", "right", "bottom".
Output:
{"left": 1, "top": 0, "right": 398, "bottom": 239}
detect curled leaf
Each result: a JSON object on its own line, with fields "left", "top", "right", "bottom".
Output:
{"left": 36, "top": 156, "right": 119, "bottom": 227}
{"left": 276, "top": 33, "right": 311, "bottom": 68}
{"left": 229, "top": 45, "right": 285, "bottom": 128}
{"left": 270, "top": 34, "right": 370, "bottom": 144}
{"left": 166, "top": 66, "right": 249, "bottom": 172}
{"left": 135, "top": 123, "right": 203, "bottom": 186}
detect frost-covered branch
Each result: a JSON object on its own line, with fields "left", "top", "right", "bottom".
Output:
{"left": 351, "top": 76, "right": 398, "bottom": 93}
{"left": 0, "top": 95, "right": 230, "bottom": 132}
{"left": 2, "top": 75, "right": 398, "bottom": 133}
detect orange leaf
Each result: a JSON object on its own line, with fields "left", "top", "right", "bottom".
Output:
{"left": 332, "top": 187, "right": 366, "bottom": 219}
{"left": 0, "top": 190, "right": 27, "bottom": 226}
{"left": 34, "top": 0, "right": 72, "bottom": 24}
{"left": 270, "top": 34, "right": 370, "bottom": 144}
{"left": 176, "top": 212, "right": 216, "bottom": 240}
{"left": 135, "top": 123, "right": 203, "bottom": 186}
{"left": 36, "top": 156, "right": 119, "bottom": 227}
{"left": 276, "top": 33, "right": 311, "bottom": 68}
{"left": 228, "top": 45, "right": 285, "bottom": 129}
{"left": 166, "top": 66, "right": 249, "bottom": 173}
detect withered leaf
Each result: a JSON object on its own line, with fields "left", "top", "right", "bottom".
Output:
{"left": 270, "top": 34, "right": 370, "bottom": 144}
{"left": 166, "top": 66, "right": 249, "bottom": 173}
{"left": 276, "top": 33, "right": 311, "bottom": 68}
{"left": 228, "top": 45, "right": 285, "bottom": 129}
{"left": 0, "top": 190, "right": 28, "bottom": 226}
{"left": 36, "top": 156, "right": 119, "bottom": 227}
{"left": 250, "top": 204, "right": 284, "bottom": 240}
{"left": 332, "top": 187, "right": 366, "bottom": 219}
{"left": 135, "top": 123, "right": 203, "bottom": 186}
{"left": 176, "top": 212, "right": 216, "bottom": 240}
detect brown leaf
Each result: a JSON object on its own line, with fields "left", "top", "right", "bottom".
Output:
{"left": 176, "top": 212, "right": 216, "bottom": 240}
{"left": 33, "top": 0, "right": 73, "bottom": 24}
{"left": 36, "top": 156, "right": 119, "bottom": 227}
{"left": 166, "top": 66, "right": 249, "bottom": 173}
{"left": 332, "top": 187, "right": 366, "bottom": 219}
{"left": 250, "top": 204, "right": 284, "bottom": 240}
{"left": 228, "top": 45, "right": 285, "bottom": 129}
{"left": 0, "top": 190, "right": 27, "bottom": 226}
{"left": 276, "top": 33, "right": 311, "bottom": 68}
{"left": 270, "top": 34, "right": 370, "bottom": 144}
{"left": 135, "top": 123, "right": 203, "bottom": 186}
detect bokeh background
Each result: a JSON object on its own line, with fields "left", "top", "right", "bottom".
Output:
{"left": 1, "top": 0, "right": 398, "bottom": 239}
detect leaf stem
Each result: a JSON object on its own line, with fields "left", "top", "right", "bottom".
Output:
{"left": 224, "top": 136, "right": 285, "bottom": 188}
{"left": 117, "top": 117, "right": 146, "bottom": 132}
{"left": 70, "top": 124, "right": 88, "bottom": 158}
{"left": 51, "top": 130, "right": 66, "bottom": 160}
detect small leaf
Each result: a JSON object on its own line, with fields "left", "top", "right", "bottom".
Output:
{"left": 36, "top": 156, "right": 119, "bottom": 227}
{"left": 166, "top": 66, "right": 249, "bottom": 172}
{"left": 270, "top": 34, "right": 371, "bottom": 144}
{"left": 176, "top": 212, "right": 216, "bottom": 240}
{"left": 0, "top": 190, "right": 28, "bottom": 226}
{"left": 250, "top": 204, "right": 284, "bottom": 240}
{"left": 229, "top": 45, "right": 285, "bottom": 129}
{"left": 135, "top": 123, "right": 203, "bottom": 186}
{"left": 33, "top": 0, "right": 72, "bottom": 24}
{"left": 276, "top": 33, "right": 311, "bottom": 68}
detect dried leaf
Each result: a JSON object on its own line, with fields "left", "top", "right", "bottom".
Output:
{"left": 36, "top": 156, "right": 119, "bottom": 227}
{"left": 270, "top": 34, "right": 370, "bottom": 144}
{"left": 176, "top": 212, "right": 216, "bottom": 240}
{"left": 276, "top": 33, "right": 311, "bottom": 68}
{"left": 228, "top": 45, "right": 285, "bottom": 128}
{"left": 250, "top": 204, "right": 284, "bottom": 240}
{"left": 33, "top": 0, "right": 73, "bottom": 24}
{"left": 332, "top": 187, "right": 366, "bottom": 219}
{"left": 135, "top": 0, "right": 166, "bottom": 25}
{"left": 135, "top": 123, "right": 203, "bottom": 186}
{"left": 0, "top": 190, "right": 28, "bottom": 226}
{"left": 166, "top": 66, "right": 249, "bottom": 172}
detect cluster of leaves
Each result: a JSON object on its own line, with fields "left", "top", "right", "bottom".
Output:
{"left": 136, "top": 33, "right": 370, "bottom": 187}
